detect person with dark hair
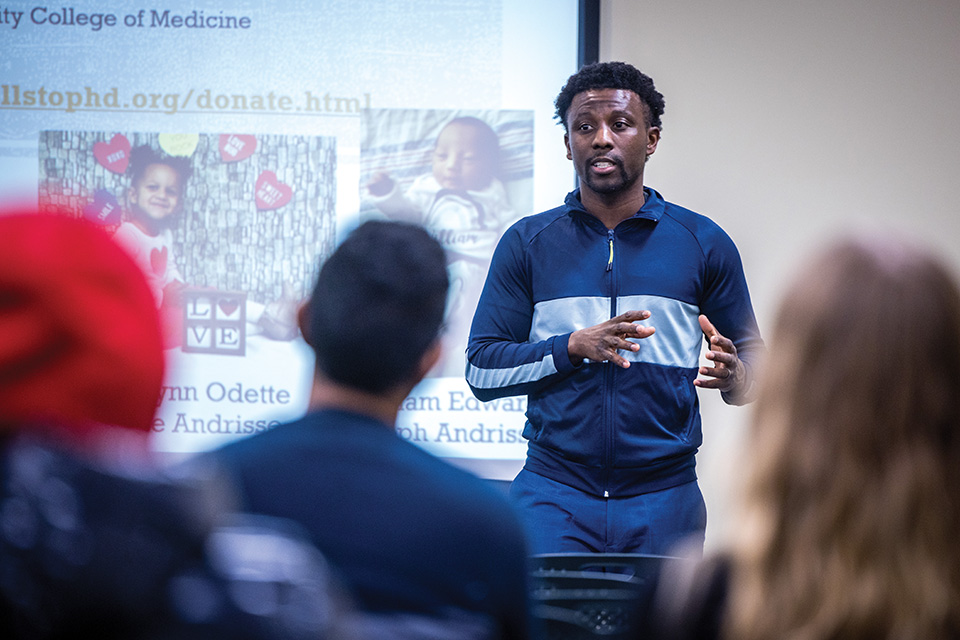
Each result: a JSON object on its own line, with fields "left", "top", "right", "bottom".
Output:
{"left": 116, "top": 144, "right": 193, "bottom": 295}
{"left": 0, "top": 210, "right": 354, "bottom": 640}
{"left": 112, "top": 142, "right": 299, "bottom": 346}
{"left": 553, "top": 60, "right": 665, "bottom": 131}
{"left": 206, "top": 220, "right": 534, "bottom": 639}
{"left": 113, "top": 144, "right": 194, "bottom": 348}
{"left": 650, "top": 234, "right": 960, "bottom": 640}
{"left": 466, "top": 61, "right": 764, "bottom": 556}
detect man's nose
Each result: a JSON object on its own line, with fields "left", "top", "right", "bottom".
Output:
{"left": 592, "top": 124, "right": 613, "bottom": 148}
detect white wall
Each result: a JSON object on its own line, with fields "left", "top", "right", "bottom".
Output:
{"left": 600, "top": 0, "right": 960, "bottom": 550}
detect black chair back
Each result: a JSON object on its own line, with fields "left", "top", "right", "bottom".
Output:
{"left": 530, "top": 553, "right": 677, "bottom": 639}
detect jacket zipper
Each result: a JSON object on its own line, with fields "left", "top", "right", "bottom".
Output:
{"left": 606, "top": 229, "right": 614, "bottom": 272}
{"left": 603, "top": 228, "right": 616, "bottom": 496}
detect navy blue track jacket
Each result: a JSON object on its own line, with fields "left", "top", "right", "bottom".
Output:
{"left": 466, "top": 188, "right": 764, "bottom": 498}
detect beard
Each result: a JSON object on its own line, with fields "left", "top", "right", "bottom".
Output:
{"left": 580, "top": 156, "right": 641, "bottom": 195}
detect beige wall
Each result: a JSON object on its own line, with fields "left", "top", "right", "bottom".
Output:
{"left": 600, "top": 0, "right": 960, "bottom": 550}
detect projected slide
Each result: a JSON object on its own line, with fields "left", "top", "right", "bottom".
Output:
{"left": 1, "top": 0, "right": 580, "bottom": 478}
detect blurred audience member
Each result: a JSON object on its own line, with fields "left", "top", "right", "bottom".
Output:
{"left": 0, "top": 210, "right": 354, "bottom": 639}
{"left": 204, "top": 220, "right": 534, "bottom": 640}
{"left": 651, "top": 234, "right": 960, "bottom": 640}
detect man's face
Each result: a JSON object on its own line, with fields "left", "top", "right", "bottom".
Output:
{"left": 563, "top": 88, "right": 660, "bottom": 197}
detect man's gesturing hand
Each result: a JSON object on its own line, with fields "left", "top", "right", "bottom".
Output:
{"left": 694, "top": 314, "right": 745, "bottom": 393}
{"left": 568, "top": 310, "right": 655, "bottom": 368}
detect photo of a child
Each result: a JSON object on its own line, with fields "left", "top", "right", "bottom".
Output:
{"left": 38, "top": 131, "right": 337, "bottom": 352}
{"left": 113, "top": 145, "right": 192, "bottom": 347}
{"left": 361, "top": 109, "right": 534, "bottom": 378}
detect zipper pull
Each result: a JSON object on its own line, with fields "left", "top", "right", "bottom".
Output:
{"left": 606, "top": 229, "right": 614, "bottom": 272}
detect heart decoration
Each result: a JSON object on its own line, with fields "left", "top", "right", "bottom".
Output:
{"left": 82, "top": 189, "right": 121, "bottom": 226}
{"left": 158, "top": 133, "right": 199, "bottom": 157}
{"left": 93, "top": 134, "right": 131, "bottom": 174}
{"left": 219, "top": 134, "right": 257, "bottom": 163}
{"left": 150, "top": 246, "right": 168, "bottom": 276}
{"left": 218, "top": 298, "right": 240, "bottom": 317}
{"left": 255, "top": 171, "right": 293, "bottom": 210}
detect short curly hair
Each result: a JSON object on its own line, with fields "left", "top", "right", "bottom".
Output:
{"left": 554, "top": 61, "right": 665, "bottom": 131}
{"left": 127, "top": 144, "right": 193, "bottom": 192}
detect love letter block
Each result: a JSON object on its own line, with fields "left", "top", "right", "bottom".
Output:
{"left": 181, "top": 289, "right": 247, "bottom": 356}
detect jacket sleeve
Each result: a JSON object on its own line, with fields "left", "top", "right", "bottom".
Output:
{"left": 699, "top": 228, "right": 766, "bottom": 406}
{"left": 465, "top": 225, "right": 578, "bottom": 401}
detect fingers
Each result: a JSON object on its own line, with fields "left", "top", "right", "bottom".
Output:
{"left": 611, "top": 318, "right": 656, "bottom": 367}
{"left": 612, "top": 310, "right": 654, "bottom": 340}
{"left": 699, "top": 313, "right": 736, "bottom": 355}
{"left": 693, "top": 374, "right": 724, "bottom": 389}
{"left": 610, "top": 314, "right": 653, "bottom": 366}
{"left": 596, "top": 332, "right": 635, "bottom": 368}
{"left": 696, "top": 314, "right": 743, "bottom": 391}
{"left": 617, "top": 309, "right": 651, "bottom": 323}
{"left": 698, "top": 361, "right": 731, "bottom": 379}
{"left": 698, "top": 314, "right": 716, "bottom": 338}
{"left": 568, "top": 310, "right": 655, "bottom": 367}
{"left": 696, "top": 348, "right": 743, "bottom": 393}
{"left": 616, "top": 321, "right": 655, "bottom": 340}
{"left": 694, "top": 357, "right": 735, "bottom": 389}
{"left": 704, "top": 348, "right": 736, "bottom": 366}
{"left": 609, "top": 353, "right": 631, "bottom": 369}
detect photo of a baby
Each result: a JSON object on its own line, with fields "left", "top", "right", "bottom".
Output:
{"left": 361, "top": 109, "right": 534, "bottom": 377}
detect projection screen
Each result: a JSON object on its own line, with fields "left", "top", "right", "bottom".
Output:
{"left": 0, "top": 0, "right": 589, "bottom": 479}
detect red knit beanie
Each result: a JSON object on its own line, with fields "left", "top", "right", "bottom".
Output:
{"left": 0, "top": 211, "right": 165, "bottom": 436}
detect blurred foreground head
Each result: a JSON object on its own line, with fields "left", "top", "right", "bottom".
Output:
{"left": 0, "top": 211, "right": 354, "bottom": 640}
{"left": 301, "top": 219, "right": 448, "bottom": 394}
{"left": 732, "top": 234, "right": 960, "bottom": 639}
{"left": 0, "top": 210, "right": 164, "bottom": 439}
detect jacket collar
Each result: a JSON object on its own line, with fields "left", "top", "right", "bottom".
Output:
{"left": 564, "top": 187, "right": 665, "bottom": 226}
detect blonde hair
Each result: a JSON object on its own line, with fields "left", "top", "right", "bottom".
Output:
{"left": 728, "top": 235, "right": 960, "bottom": 640}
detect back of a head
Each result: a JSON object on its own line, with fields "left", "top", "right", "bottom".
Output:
{"left": 756, "top": 235, "right": 960, "bottom": 477}
{"left": 0, "top": 211, "right": 355, "bottom": 640}
{"left": 303, "top": 220, "right": 448, "bottom": 394}
{"left": 731, "top": 235, "right": 960, "bottom": 640}
{"left": 0, "top": 210, "right": 165, "bottom": 440}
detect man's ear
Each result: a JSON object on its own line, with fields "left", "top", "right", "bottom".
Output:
{"left": 646, "top": 126, "right": 661, "bottom": 158}
{"left": 415, "top": 338, "right": 443, "bottom": 381}
{"left": 564, "top": 133, "right": 572, "bottom": 161}
{"left": 297, "top": 303, "right": 313, "bottom": 347}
